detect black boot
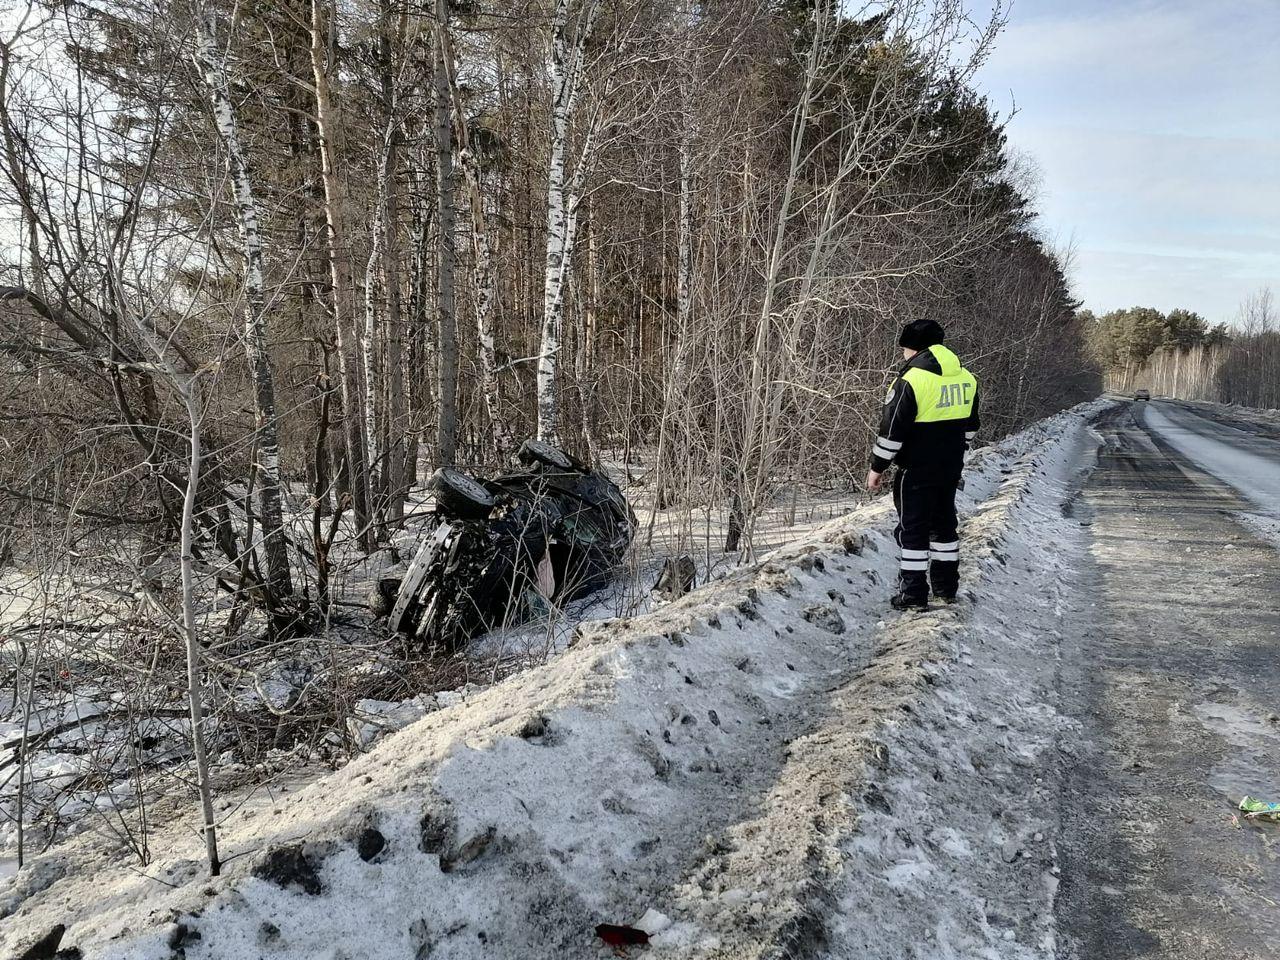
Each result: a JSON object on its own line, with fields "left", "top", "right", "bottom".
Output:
{"left": 890, "top": 591, "right": 927, "bottom": 611}
{"left": 932, "top": 591, "right": 957, "bottom": 605}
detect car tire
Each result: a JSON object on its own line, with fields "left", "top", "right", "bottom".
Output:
{"left": 430, "top": 467, "right": 495, "bottom": 519}
{"left": 516, "top": 439, "right": 576, "bottom": 471}
{"left": 368, "top": 577, "right": 401, "bottom": 618}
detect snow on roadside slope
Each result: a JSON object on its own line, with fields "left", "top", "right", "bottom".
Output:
{"left": 0, "top": 399, "right": 1113, "bottom": 960}
{"left": 817, "top": 403, "right": 1103, "bottom": 959}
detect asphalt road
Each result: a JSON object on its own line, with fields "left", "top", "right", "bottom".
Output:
{"left": 1056, "top": 400, "right": 1280, "bottom": 959}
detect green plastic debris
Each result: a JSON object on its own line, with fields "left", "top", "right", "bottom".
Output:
{"left": 1238, "top": 796, "right": 1280, "bottom": 821}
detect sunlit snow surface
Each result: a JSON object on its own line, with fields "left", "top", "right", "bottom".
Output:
{"left": 1143, "top": 402, "right": 1280, "bottom": 515}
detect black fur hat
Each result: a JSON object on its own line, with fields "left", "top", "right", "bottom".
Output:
{"left": 899, "top": 318, "right": 945, "bottom": 351}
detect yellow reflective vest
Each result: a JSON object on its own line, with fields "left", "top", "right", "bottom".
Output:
{"left": 902, "top": 345, "right": 977, "bottom": 423}
{"left": 870, "top": 344, "right": 980, "bottom": 474}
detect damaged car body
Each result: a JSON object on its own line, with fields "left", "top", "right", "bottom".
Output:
{"left": 373, "top": 441, "right": 636, "bottom": 652}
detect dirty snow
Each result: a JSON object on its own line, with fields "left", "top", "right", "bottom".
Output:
{"left": 0, "top": 399, "right": 1117, "bottom": 960}
{"left": 817, "top": 400, "right": 1103, "bottom": 960}
{"left": 1192, "top": 701, "right": 1280, "bottom": 801}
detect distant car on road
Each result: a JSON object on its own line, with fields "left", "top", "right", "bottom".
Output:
{"left": 1133, "top": 389, "right": 1151, "bottom": 400}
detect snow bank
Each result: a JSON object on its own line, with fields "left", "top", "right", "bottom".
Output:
{"left": 817, "top": 400, "right": 1106, "bottom": 959}
{"left": 0, "top": 399, "right": 1114, "bottom": 960}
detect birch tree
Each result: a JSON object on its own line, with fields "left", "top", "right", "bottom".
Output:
{"left": 364, "top": 122, "right": 390, "bottom": 509}
{"left": 434, "top": 0, "right": 459, "bottom": 465}
{"left": 377, "top": 0, "right": 409, "bottom": 522}
{"left": 733, "top": 0, "right": 1007, "bottom": 554}
{"left": 439, "top": 15, "right": 504, "bottom": 446}
{"left": 193, "top": 10, "right": 294, "bottom": 602}
{"left": 536, "top": 0, "right": 601, "bottom": 444}
{"left": 0, "top": 0, "right": 1105, "bottom": 624}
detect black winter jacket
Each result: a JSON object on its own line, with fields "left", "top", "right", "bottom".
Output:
{"left": 869, "top": 345, "right": 981, "bottom": 478}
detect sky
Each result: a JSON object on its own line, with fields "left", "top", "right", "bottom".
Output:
{"left": 972, "top": 0, "right": 1280, "bottom": 326}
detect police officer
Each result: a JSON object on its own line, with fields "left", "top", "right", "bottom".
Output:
{"left": 865, "top": 319, "right": 980, "bottom": 610}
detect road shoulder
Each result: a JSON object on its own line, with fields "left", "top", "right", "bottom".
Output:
{"left": 1055, "top": 401, "right": 1280, "bottom": 959}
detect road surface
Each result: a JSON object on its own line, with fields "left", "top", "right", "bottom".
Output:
{"left": 1056, "top": 400, "right": 1280, "bottom": 959}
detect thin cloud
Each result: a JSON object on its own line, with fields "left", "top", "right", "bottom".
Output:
{"left": 976, "top": 0, "right": 1280, "bottom": 321}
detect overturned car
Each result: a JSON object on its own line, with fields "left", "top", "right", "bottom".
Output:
{"left": 373, "top": 440, "right": 635, "bottom": 652}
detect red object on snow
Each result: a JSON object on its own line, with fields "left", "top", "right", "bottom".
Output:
{"left": 595, "top": 923, "right": 650, "bottom": 948}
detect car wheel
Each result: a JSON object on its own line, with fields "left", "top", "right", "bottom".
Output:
{"left": 368, "top": 577, "right": 401, "bottom": 618}
{"left": 430, "top": 467, "right": 495, "bottom": 519}
{"left": 517, "top": 439, "right": 576, "bottom": 471}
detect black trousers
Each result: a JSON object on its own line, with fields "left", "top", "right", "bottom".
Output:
{"left": 892, "top": 467, "right": 960, "bottom": 601}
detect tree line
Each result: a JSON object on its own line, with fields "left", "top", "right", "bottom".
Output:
{"left": 1085, "top": 291, "right": 1279, "bottom": 409}
{"left": 0, "top": 0, "right": 1099, "bottom": 608}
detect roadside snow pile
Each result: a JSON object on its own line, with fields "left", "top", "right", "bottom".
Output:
{"left": 1233, "top": 512, "right": 1280, "bottom": 552}
{"left": 346, "top": 685, "right": 488, "bottom": 751}
{"left": 0, "top": 399, "right": 1113, "bottom": 960}
{"left": 1194, "top": 398, "right": 1280, "bottom": 433}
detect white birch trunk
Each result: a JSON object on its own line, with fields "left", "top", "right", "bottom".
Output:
{"left": 378, "top": 0, "right": 408, "bottom": 523}
{"left": 364, "top": 125, "right": 391, "bottom": 506}
{"left": 575, "top": 205, "right": 598, "bottom": 464}
{"left": 537, "top": 0, "right": 599, "bottom": 445}
{"left": 437, "top": 15, "right": 503, "bottom": 446}
{"left": 193, "top": 12, "right": 294, "bottom": 600}
{"left": 462, "top": 145, "right": 504, "bottom": 440}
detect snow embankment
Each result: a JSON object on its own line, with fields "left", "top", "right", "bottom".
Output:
{"left": 0, "top": 399, "right": 1113, "bottom": 960}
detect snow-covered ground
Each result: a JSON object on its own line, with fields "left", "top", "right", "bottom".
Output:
{"left": 0, "top": 399, "right": 1116, "bottom": 960}
{"left": 0, "top": 451, "right": 891, "bottom": 888}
